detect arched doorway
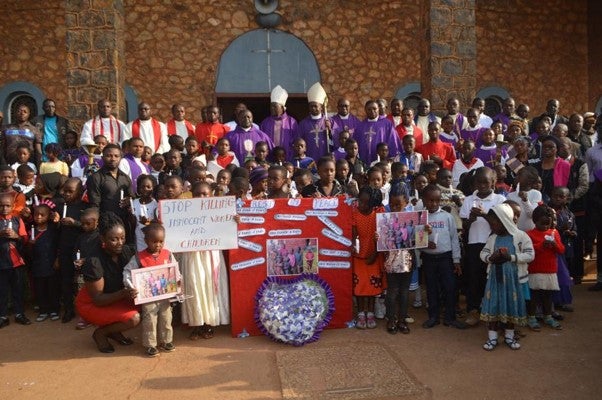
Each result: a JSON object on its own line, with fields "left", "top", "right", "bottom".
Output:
{"left": 215, "top": 29, "right": 321, "bottom": 124}
{"left": 0, "top": 81, "right": 45, "bottom": 123}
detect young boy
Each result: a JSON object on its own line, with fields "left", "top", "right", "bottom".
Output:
{"left": 419, "top": 185, "right": 465, "bottom": 329}
{"left": 474, "top": 128, "right": 508, "bottom": 169}
{"left": 417, "top": 121, "right": 456, "bottom": 170}
{"left": 267, "top": 165, "right": 289, "bottom": 199}
{"left": 291, "top": 138, "right": 315, "bottom": 171}
{"left": 436, "top": 168, "right": 464, "bottom": 231}
{"left": 459, "top": 167, "right": 506, "bottom": 326}
{"left": 0, "top": 192, "right": 30, "bottom": 328}
{"left": 334, "top": 129, "right": 350, "bottom": 161}
{"left": 292, "top": 168, "right": 313, "bottom": 196}
{"left": 451, "top": 140, "right": 484, "bottom": 188}
{"left": 159, "top": 149, "right": 183, "bottom": 184}
{"left": 14, "top": 164, "right": 36, "bottom": 206}
{"left": 336, "top": 159, "right": 359, "bottom": 197}
{"left": 11, "top": 144, "right": 37, "bottom": 175}
{"left": 493, "top": 164, "right": 511, "bottom": 196}
{"left": 254, "top": 141, "right": 270, "bottom": 168}
{"left": 150, "top": 153, "right": 166, "bottom": 182}
{"left": 460, "top": 108, "right": 487, "bottom": 145}
{"left": 370, "top": 142, "right": 390, "bottom": 167}
{"left": 397, "top": 135, "right": 423, "bottom": 180}
{"left": 123, "top": 223, "right": 176, "bottom": 357}
{"left": 0, "top": 166, "right": 26, "bottom": 218}
{"left": 214, "top": 137, "right": 239, "bottom": 169}
{"left": 345, "top": 138, "right": 367, "bottom": 187}
{"left": 439, "top": 115, "right": 460, "bottom": 150}
{"left": 182, "top": 136, "right": 202, "bottom": 172}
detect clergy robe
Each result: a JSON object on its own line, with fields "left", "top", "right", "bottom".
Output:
{"left": 447, "top": 113, "right": 467, "bottom": 137}
{"left": 119, "top": 154, "right": 151, "bottom": 194}
{"left": 330, "top": 113, "right": 361, "bottom": 148}
{"left": 167, "top": 119, "right": 195, "bottom": 137}
{"left": 416, "top": 140, "right": 456, "bottom": 170}
{"left": 123, "top": 118, "right": 170, "bottom": 154}
{"left": 354, "top": 118, "right": 401, "bottom": 164}
{"left": 296, "top": 115, "right": 339, "bottom": 161}
{"left": 260, "top": 112, "right": 298, "bottom": 158}
{"left": 395, "top": 123, "right": 424, "bottom": 148}
{"left": 493, "top": 113, "right": 515, "bottom": 135}
{"left": 414, "top": 113, "right": 441, "bottom": 145}
{"left": 460, "top": 125, "right": 487, "bottom": 145}
{"left": 193, "top": 122, "right": 230, "bottom": 146}
{"left": 474, "top": 144, "right": 508, "bottom": 169}
{"left": 80, "top": 116, "right": 126, "bottom": 145}
{"left": 225, "top": 126, "right": 274, "bottom": 163}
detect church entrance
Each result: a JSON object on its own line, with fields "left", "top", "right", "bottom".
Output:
{"left": 215, "top": 29, "right": 320, "bottom": 125}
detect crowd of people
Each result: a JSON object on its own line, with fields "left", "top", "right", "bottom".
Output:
{"left": 1, "top": 82, "right": 601, "bottom": 355}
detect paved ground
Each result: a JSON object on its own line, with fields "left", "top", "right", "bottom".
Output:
{"left": 1, "top": 281, "right": 601, "bottom": 400}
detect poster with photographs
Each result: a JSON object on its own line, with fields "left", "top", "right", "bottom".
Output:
{"left": 376, "top": 210, "right": 429, "bottom": 251}
{"left": 266, "top": 238, "right": 319, "bottom": 276}
{"left": 130, "top": 262, "right": 181, "bottom": 305}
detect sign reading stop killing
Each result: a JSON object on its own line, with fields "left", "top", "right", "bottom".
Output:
{"left": 158, "top": 196, "right": 239, "bottom": 252}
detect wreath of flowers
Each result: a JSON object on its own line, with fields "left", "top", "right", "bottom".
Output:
{"left": 254, "top": 273, "right": 334, "bottom": 346}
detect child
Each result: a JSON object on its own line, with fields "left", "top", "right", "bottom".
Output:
{"left": 131, "top": 175, "right": 158, "bottom": 252}
{"left": 366, "top": 167, "right": 384, "bottom": 206}
{"left": 70, "top": 135, "right": 106, "bottom": 182}
{"left": 142, "top": 146, "right": 153, "bottom": 164}
{"left": 474, "top": 129, "right": 507, "bottom": 169}
{"left": 123, "top": 223, "right": 176, "bottom": 357}
{"left": 11, "top": 144, "right": 37, "bottom": 174}
{"left": 493, "top": 164, "right": 511, "bottom": 196}
{"left": 249, "top": 167, "right": 268, "bottom": 199}
{"left": 73, "top": 207, "right": 100, "bottom": 329}
{"left": 0, "top": 166, "right": 27, "bottom": 218}
{"left": 293, "top": 168, "right": 313, "bottom": 197}
{"left": 14, "top": 164, "right": 36, "bottom": 206}
{"left": 548, "top": 187, "right": 575, "bottom": 313}
{"left": 345, "top": 138, "right": 367, "bottom": 179}
{"left": 181, "top": 136, "right": 202, "bottom": 172}
{"left": 419, "top": 185, "right": 465, "bottom": 329}
{"left": 58, "top": 178, "right": 87, "bottom": 323}
{"left": 214, "top": 138, "right": 239, "bottom": 169}
{"left": 334, "top": 129, "right": 350, "bottom": 161}
{"left": 383, "top": 183, "right": 413, "bottom": 334}
{"left": 215, "top": 169, "right": 232, "bottom": 188}
{"left": 28, "top": 201, "right": 60, "bottom": 322}
{"left": 267, "top": 165, "right": 289, "bottom": 199}
{"left": 526, "top": 205, "right": 565, "bottom": 331}
{"left": 336, "top": 159, "right": 359, "bottom": 197}
{"left": 459, "top": 166, "right": 506, "bottom": 326}
{"left": 0, "top": 192, "right": 30, "bottom": 328}
{"left": 417, "top": 122, "right": 456, "bottom": 170}
{"left": 150, "top": 153, "right": 165, "bottom": 181}
{"left": 301, "top": 157, "right": 344, "bottom": 198}
{"left": 439, "top": 115, "right": 460, "bottom": 150}
{"left": 422, "top": 160, "right": 440, "bottom": 184}
{"left": 60, "top": 130, "right": 83, "bottom": 166}
{"left": 460, "top": 108, "right": 487, "bottom": 145}
{"left": 119, "top": 137, "right": 151, "bottom": 194}
{"left": 352, "top": 186, "right": 384, "bottom": 329}
{"left": 159, "top": 149, "right": 183, "bottom": 184}
{"left": 168, "top": 134, "right": 185, "bottom": 156}
{"left": 505, "top": 166, "right": 542, "bottom": 231}
{"left": 254, "top": 141, "right": 270, "bottom": 168}
{"left": 166, "top": 175, "right": 230, "bottom": 340}
{"left": 291, "top": 138, "right": 315, "bottom": 171}
{"left": 374, "top": 161, "right": 392, "bottom": 206}
{"left": 480, "top": 204, "right": 534, "bottom": 350}
{"left": 370, "top": 142, "right": 390, "bottom": 167}
{"left": 436, "top": 168, "right": 464, "bottom": 230}
{"left": 396, "top": 135, "right": 423, "bottom": 182}
{"left": 270, "top": 146, "right": 287, "bottom": 166}
{"left": 39, "top": 143, "right": 69, "bottom": 176}
{"left": 451, "top": 140, "right": 483, "bottom": 188}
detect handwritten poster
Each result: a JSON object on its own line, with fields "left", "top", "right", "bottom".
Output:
{"left": 158, "top": 196, "right": 238, "bottom": 252}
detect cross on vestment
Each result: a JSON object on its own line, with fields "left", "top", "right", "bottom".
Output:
{"left": 250, "top": 30, "right": 286, "bottom": 89}
{"left": 310, "top": 123, "right": 322, "bottom": 148}
{"left": 364, "top": 126, "right": 377, "bottom": 146}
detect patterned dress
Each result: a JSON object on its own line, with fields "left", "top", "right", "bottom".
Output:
{"left": 480, "top": 235, "right": 527, "bottom": 325}
{"left": 352, "top": 207, "right": 384, "bottom": 296}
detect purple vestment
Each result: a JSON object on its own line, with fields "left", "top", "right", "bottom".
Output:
{"left": 460, "top": 126, "right": 487, "bottom": 145}
{"left": 331, "top": 113, "right": 361, "bottom": 146}
{"left": 474, "top": 144, "right": 508, "bottom": 169}
{"left": 354, "top": 118, "right": 401, "bottom": 164}
{"left": 225, "top": 126, "right": 275, "bottom": 163}
{"left": 260, "top": 112, "right": 298, "bottom": 159}
{"left": 296, "top": 116, "right": 339, "bottom": 160}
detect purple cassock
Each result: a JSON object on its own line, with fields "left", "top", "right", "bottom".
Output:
{"left": 354, "top": 118, "right": 401, "bottom": 164}
{"left": 331, "top": 113, "right": 361, "bottom": 146}
{"left": 225, "top": 126, "right": 275, "bottom": 163}
{"left": 450, "top": 113, "right": 466, "bottom": 136}
{"left": 296, "top": 116, "right": 339, "bottom": 161}
{"left": 260, "top": 112, "right": 298, "bottom": 159}
{"left": 474, "top": 144, "right": 508, "bottom": 169}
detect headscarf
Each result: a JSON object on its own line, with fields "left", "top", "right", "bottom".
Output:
{"left": 491, "top": 203, "right": 518, "bottom": 237}
{"left": 249, "top": 167, "right": 268, "bottom": 186}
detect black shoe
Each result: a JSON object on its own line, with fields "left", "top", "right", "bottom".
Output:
{"left": 93, "top": 329, "right": 115, "bottom": 353}
{"left": 62, "top": 310, "right": 76, "bottom": 323}
{"left": 0, "top": 317, "right": 9, "bottom": 329}
{"left": 108, "top": 332, "right": 134, "bottom": 345}
{"left": 588, "top": 282, "right": 602, "bottom": 292}
{"left": 397, "top": 322, "right": 410, "bottom": 334}
{"left": 422, "top": 318, "right": 440, "bottom": 329}
{"left": 444, "top": 320, "right": 468, "bottom": 329}
{"left": 551, "top": 312, "right": 564, "bottom": 321}
{"left": 146, "top": 347, "right": 159, "bottom": 357}
{"left": 160, "top": 342, "right": 175, "bottom": 352}
{"left": 15, "top": 314, "right": 31, "bottom": 325}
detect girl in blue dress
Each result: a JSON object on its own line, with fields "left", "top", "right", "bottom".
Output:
{"left": 480, "top": 203, "right": 534, "bottom": 351}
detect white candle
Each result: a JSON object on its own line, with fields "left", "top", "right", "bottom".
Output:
{"left": 377, "top": 155, "right": 381, "bottom": 163}
{"left": 414, "top": 189, "right": 419, "bottom": 199}
{"left": 31, "top": 225, "right": 35, "bottom": 241}
{"left": 516, "top": 182, "right": 521, "bottom": 193}
{"left": 129, "top": 198, "right": 134, "bottom": 213}
{"left": 34, "top": 195, "right": 39, "bottom": 206}
{"left": 120, "top": 190, "right": 124, "bottom": 200}
{"left": 7, "top": 221, "right": 12, "bottom": 230}
{"left": 62, "top": 204, "right": 67, "bottom": 218}
{"left": 296, "top": 160, "right": 300, "bottom": 168}
{"left": 76, "top": 250, "right": 81, "bottom": 261}
{"left": 141, "top": 204, "right": 147, "bottom": 217}
{"left": 126, "top": 278, "right": 134, "bottom": 289}
{"left": 404, "top": 157, "right": 409, "bottom": 166}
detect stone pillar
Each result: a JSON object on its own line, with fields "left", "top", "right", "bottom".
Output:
{"left": 421, "top": 0, "right": 476, "bottom": 113}
{"left": 65, "top": 0, "right": 126, "bottom": 131}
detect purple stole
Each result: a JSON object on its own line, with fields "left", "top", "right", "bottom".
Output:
{"left": 474, "top": 144, "right": 507, "bottom": 169}
{"left": 297, "top": 116, "right": 338, "bottom": 160}
{"left": 331, "top": 114, "right": 361, "bottom": 145}
{"left": 448, "top": 113, "right": 466, "bottom": 136}
{"left": 125, "top": 154, "right": 150, "bottom": 189}
{"left": 460, "top": 126, "right": 487, "bottom": 145}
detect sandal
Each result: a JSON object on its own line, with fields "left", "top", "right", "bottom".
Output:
{"left": 386, "top": 320, "right": 398, "bottom": 334}
{"left": 483, "top": 338, "right": 498, "bottom": 351}
{"left": 544, "top": 316, "right": 562, "bottom": 330}
{"left": 504, "top": 337, "right": 521, "bottom": 350}
{"left": 189, "top": 327, "right": 201, "bottom": 340}
{"left": 527, "top": 316, "right": 541, "bottom": 332}
{"left": 200, "top": 325, "right": 214, "bottom": 339}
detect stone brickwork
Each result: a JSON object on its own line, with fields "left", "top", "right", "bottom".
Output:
{"left": 0, "top": 1, "right": 68, "bottom": 114}
{"left": 421, "top": 0, "right": 477, "bottom": 113}
{"left": 66, "top": 0, "right": 126, "bottom": 130}
{"left": 123, "top": 0, "right": 423, "bottom": 122}
{"left": 476, "top": 0, "right": 589, "bottom": 113}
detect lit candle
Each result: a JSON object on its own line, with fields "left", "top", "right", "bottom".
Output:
{"left": 7, "top": 221, "right": 12, "bottom": 230}
{"left": 31, "top": 225, "right": 35, "bottom": 241}
{"left": 76, "top": 250, "right": 81, "bottom": 261}
{"left": 296, "top": 160, "right": 300, "bottom": 168}
{"left": 62, "top": 204, "right": 67, "bottom": 218}
{"left": 120, "top": 189, "right": 124, "bottom": 200}
{"left": 129, "top": 198, "right": 135, "bottom": 213}
{"left": 377, "top": 154, "right": 381, "bottom": 163}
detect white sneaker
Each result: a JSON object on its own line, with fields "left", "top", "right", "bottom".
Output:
{"left": 374, "top": 297, "right": 386, "bottom": 319}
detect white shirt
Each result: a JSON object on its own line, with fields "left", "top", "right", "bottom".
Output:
{"left": 478, "top": 113, "right": 493, "bottom": 128}
{"left": 81, "top": 116, "right": 127, "bottom": 144}
{"left": 123, "top": 119, "right": 170, "bottom": 154}
{"left": 459, "top": 191, "right": 506, "bottom": 244}
{"left": 171, "top": 120, "right": 193, "bottom": 137}
{"left": 451, "top": 158, "right": 484, "bottom": 188}
{"left": 416, "top": 115, "right": 441, "bottom": 144}
{"left": 506, "top": 189, "right": 542, "bottom": 231}
{"left": 225, "top": 120, "right": 259, "bottom": 131}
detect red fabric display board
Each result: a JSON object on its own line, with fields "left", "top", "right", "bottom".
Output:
{"left": 229, "top": 196, "right": 353, "bottom": 337}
